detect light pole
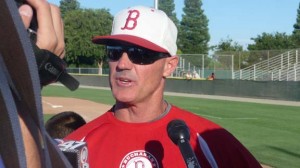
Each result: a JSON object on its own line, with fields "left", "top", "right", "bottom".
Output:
{"left": 154, "top": 0, "right": 158, "bottom": 9}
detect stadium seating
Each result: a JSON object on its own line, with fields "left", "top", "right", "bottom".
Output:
{"left": 234, "top": 49, "right": 300, "bottom": 81}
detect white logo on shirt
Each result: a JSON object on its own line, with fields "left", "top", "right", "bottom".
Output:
{"left": 119, "top": 150, "right": 159, "bottom": 168}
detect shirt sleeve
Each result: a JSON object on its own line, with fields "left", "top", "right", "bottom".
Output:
{"left": 198, "top": 128, "right": 262, "bottom": 168}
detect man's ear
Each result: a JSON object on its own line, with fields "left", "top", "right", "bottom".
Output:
{"left": 163, "top": 56, "right": 179, "bottom": 78}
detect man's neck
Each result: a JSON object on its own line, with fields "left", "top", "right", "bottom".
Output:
{"left": 113, "top": 100, "right": 169, "bottom": 123}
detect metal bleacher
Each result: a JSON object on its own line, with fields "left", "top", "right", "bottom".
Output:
{"left": 234, "top": 49, "right": 300, "bottom": 81}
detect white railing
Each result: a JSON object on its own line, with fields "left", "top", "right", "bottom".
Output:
{"left": 234, "top": 49, "right": 300, "bottom": 81}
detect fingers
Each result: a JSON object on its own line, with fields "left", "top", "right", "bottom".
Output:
{"left": 19, "top": 4, "right": 33, "bottom": 29}
{"left": 24, "top": 0, "right": 65, "bottom": 57}
{"left": 50, "top": 5, "right": 65, "bottom": 58}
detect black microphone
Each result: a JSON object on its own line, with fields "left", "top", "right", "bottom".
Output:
{"left": 167, "top": 119, "right": 201, "bottom": 168}
{"left": 57, "top": 139, "right": 89, "bottom": 168}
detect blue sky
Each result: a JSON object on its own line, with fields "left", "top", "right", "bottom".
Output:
{"left": 48, "top": 0, "right": 299, "bottom": 49}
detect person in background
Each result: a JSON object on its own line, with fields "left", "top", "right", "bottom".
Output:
{"left": 65, "top": 5, "right": 261, "bottom": 168}
{"left": 207, "top": 72, "right": 215, "bottom": 80}
{"left": 185, "top": 71, "right": 193, "bottom": 80}
{"left": 45, "top": 111, "right": 86, "bottom": 139}
{"left": 193, "top": 70, "right": 201, "bottom": 79}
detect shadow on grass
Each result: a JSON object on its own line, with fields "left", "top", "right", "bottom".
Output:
{"left": 267, "top": 145, "right": 300, "bottom": 158}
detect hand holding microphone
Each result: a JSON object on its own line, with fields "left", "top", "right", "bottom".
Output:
{"left": 167, "top": 119, "right": 201, "bottom": 168}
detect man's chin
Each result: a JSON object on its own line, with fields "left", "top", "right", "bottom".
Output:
{"left": 114, "top": 95, "right": 136, "bottom": 104}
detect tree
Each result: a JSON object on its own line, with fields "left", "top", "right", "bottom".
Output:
{"left": 247, "top": 32, "right": 295, "bottom": 65}
{"left": 63, "top": 9, "right": 113, "bottom": 68}
{"left": 248, "top": 32, "right": 295, "bottom": 51}
{"left": 59, "top": 0, "right": 80, "bottom": 17}
{"left": 158, "top": 0, "right": 180, "bottom": 27}
{"left": 213, "top": 38, "right": 249, "bottom": 69}
{"left": 179, "top": 0, "right": 210, "bottom": 54}
{"left": 213, "top": 38, "right": 243, "bottom": 52}
{"left": 292, "top": 2, "right": 300, "bottom": 47}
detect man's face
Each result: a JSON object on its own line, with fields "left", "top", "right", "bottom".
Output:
{"left": 107, "top": 45, "right": 176, "bottom": 104}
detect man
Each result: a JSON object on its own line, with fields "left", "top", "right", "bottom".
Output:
{"left": 66, "top": 5, "right": 261, "bottom": 168}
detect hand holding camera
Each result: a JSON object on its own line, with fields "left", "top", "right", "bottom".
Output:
{"left": 17, "top": 0, "right": 79, "bottom": 90}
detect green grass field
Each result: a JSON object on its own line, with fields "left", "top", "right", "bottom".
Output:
{"left": 42, "top": 85, "right": 300, "bottom": 168}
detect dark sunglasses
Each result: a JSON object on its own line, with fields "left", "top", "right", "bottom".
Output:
{"left": 106, "top": 46, "right": 170, "bottom": 65}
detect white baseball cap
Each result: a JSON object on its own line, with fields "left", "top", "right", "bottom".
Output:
{"left": 92, "top": 6, "right": 178, "bottom": 56}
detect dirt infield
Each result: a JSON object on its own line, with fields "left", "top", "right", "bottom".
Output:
{"left": 42, "top": 96, "right": 111, "bottom": 122}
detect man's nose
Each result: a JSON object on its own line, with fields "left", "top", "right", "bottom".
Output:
{"left": 116, "top": 52, "right": 134, "bottom": 69}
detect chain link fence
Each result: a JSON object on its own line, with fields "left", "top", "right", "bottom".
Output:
{"left": 67, "top": 49, "right": 298, "bottom": 80}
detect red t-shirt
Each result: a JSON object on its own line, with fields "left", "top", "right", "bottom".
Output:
{"left": 66, "top": 105, "right": 261, "bottom": 168}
